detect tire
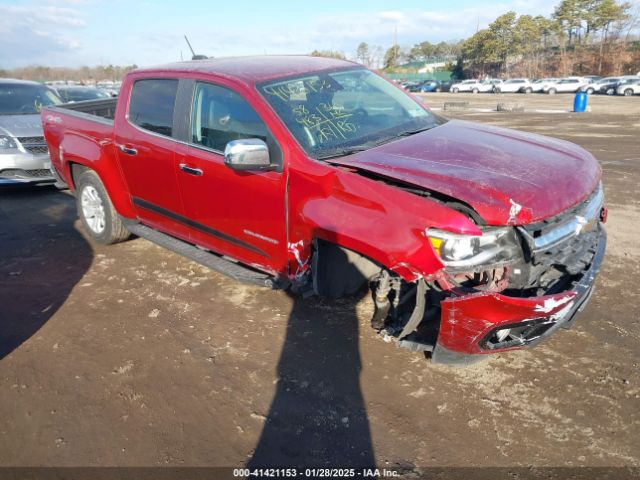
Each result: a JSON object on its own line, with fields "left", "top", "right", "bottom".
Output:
{"left": 435, "top": 87, "right": 442, "bottom": 92}
{"left": 525, "top": 87, "right": 532, "bottom": 94}
{"left": 548, "top": 88, "right": 557, "bottom": 95}
{"left": 606, "top": 88, "right": 615, "bottom": 95}
{"left": 586, "top": 88, "right": 594, "bottom": 94}
{"left": 452, "top": 87, "right": 459, "bottom": 93}
{"left": 624, "top": 89, "right": 634, "bottom": 96}
{"left": 75, "top": 170, "right": 130, "bottom": 245}
{"left": 472, "top": 88, "right": 479, "bottom": 94}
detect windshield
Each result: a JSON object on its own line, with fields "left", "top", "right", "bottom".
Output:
{"left": 0, "top": 83, "right": 62, "bottom": 115}
{"left": 259, "top": 68, "right": 444, "bottom": 159}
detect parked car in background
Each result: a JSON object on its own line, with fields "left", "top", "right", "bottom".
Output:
{"left": 583, "top": 76, "right": 602, "bottom": 84}
{"left": 96, "top": 81, "right": 122, "bottom": 97}
{"left": 55, "top": 86, "right": 112, "bottom": 103}
{"left": 0, "top": 79, "right": 62, "bottom": 185}
{"left": 581, "top": 77, "right": 620, "bottom": 94}
{"left": 495, "top": 78, "right": 532, "bottom": 93}
{"left": 543, "top": 77, "right": 588, "bottom": 94}
{"left": 405, "top": 81, "right": 430, "bottom": 92}
{"left": 479, "top": 79, "right": 503, "bottom": 93}
{"left": 594, "top": 76, "right": 639, "bottom": 95}
{"left": 400, "top": 81, "right": 420, "bottom": 91}
{"left": 407, "top": 80, "right": 454, "bottom": 93}
{"left": 429, "top": 80, "right": 453, "bottom": 92}
{"left": 530, "top": 78, "right": 558, "bottom": 93}
{"left": 450, "top": 79, "right": 483, "bottom": 93}
{"left": 495, "top": 78, "right": 533, "bottom": 93}
{"left": 616, "top": 78, "right": 640, "bottom": 96}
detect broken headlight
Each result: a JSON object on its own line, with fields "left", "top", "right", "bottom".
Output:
{"left": 427, "top": 227, "right": 522, "bottom": 270}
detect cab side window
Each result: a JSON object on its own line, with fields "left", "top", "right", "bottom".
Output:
{"left": 191, "top": 82, "right": 268, "bottom": 152}
{"left": 129, "top": 79, "right": 178, "bottom": 137}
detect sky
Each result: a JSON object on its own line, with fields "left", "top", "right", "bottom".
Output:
{"left": 0, "top": 0, "right": 631, "bottom": 69}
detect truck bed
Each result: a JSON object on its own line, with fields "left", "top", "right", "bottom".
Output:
{"left": 47, "top": 98, "right": 118, "bottom": 125}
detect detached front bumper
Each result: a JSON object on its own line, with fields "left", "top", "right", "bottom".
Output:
{"left": 432, "top": 227, "right": 607, "bottom": 365}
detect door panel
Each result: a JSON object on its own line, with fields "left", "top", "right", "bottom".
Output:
{"left": 114, "top": 78, "right": 189, "bottom": 239}
{"left": 175, "top": 82, "right": 288, "bottom": 274}
{"left": 175, "top": 144, "right": 287, "bottom": 274}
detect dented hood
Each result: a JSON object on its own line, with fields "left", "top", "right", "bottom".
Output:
{"left": 332, "top": 120, "right": 601, "bottom": 225}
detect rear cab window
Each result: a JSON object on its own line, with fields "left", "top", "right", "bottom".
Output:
{"left": 128, "top": 79, "right": 179, "bottom": 137}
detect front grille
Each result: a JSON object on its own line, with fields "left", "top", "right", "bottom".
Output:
{"left": 509, "top": 185, "right": 604, "bottom": 296}
{"left": 17, "top": 136, "right": 49, "bottom": 155}
{"left": 23, "top": 145, "right": 49, "bottom": 154}
{"left": 17, "top": 136, "right": 45, "bottom": 145}
{"left": 0, "top": 168, "right": 54, "bottom": 179}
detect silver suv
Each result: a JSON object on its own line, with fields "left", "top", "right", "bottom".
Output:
{"left": 0, "top": 79, "right": 62, "bottom": 185}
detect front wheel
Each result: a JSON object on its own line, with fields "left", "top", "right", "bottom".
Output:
{"left": 624, "top": 89, "right": 634, "bottom": 96}
{"left": 586, "top": 88, "right": 594, "bottom": 94}
{"left": 472, "top": 88, "right": 479, "bottom": 94}
{"left": 524, "top": 87, "right": 532, "bottom": 94}
{"left": 451, "top": 87, "right": 459, "bottom": 93}
{"left": 606, "top": 88, "right": 615, "bottom": 95}
{"left": 547, "top": 88, "right": 557, "bottom": 95}
{"left": 76, "top": 170, "right": 130, "bottom": 245}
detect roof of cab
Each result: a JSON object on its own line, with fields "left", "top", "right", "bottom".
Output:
{"left": 132, "top": 55, "right": 361, "bottom": 85}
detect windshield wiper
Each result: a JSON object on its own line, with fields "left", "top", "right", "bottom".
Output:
{"left": 316, "top": 146, "right": 369, "bottom": 160}
{"left": 316, "top": 126, "right": 435, "bottom": 160}
{"left": 397, "top": 126, "right": 434, "bottom": 137}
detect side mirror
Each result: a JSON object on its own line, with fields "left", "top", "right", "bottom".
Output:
{"left": 224, "top": 139, "right": 272, "bottom": 171}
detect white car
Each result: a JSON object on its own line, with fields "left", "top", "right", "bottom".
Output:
{"left": 479, "top": 79, "right": 503, "bottom": 93}
{"left": 616, "top": 78, "right": 640, "bottom": 96}
{"left": 543, "top": 77, "right": 588, "bottom": 94}
{"left": 450, "top": 80, "right": 484, "bottom": 93}
{"left": 495, "top": 78, "right": 532, "bottom": 93}
{"left": 530, "top": 78, "right": 558, "bottom": 93}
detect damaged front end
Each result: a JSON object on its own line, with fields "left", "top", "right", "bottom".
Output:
{"left": 373, "top": 184, "right": 607, "bottom": 365}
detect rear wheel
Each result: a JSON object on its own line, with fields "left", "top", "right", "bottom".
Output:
{"left": 548, "top": 88, "right": 557, "bottom": 95}
{"left": 524, "top": 87, "right": 532, "bottom": 94}
{"left": 586, "top": 87, "right": 594, "bottom": 94}
{"left": 452, "top": 87, "right": 459, "bottom": 93}
{"left": 624, "top": 88, "right": 634, "bottom": 96}
{"left": 76, "top": 170, "right": 130, "bottom": 245}
{"left": 472, "top": 88, "right": 479, "bottom": 94}
{"left": 606, "top": 87, "right": 615, "bottom": 95}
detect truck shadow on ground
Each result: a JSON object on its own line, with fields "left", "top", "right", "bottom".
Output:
{"left": 248, "top": 288, "right": 376, "bottom": 468}
{"left": 0, "top": 185, "right": 93, "bottom": 360}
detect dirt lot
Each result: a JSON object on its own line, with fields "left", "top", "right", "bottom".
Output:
{"left": 1, "top": 93, "right": 639, "bottom": 474}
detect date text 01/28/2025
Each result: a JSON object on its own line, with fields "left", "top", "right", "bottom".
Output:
{"left": 233, "top": 468, "right": 399, "bottom": 477}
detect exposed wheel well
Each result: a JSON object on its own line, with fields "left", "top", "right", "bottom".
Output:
{"left": 69, "top": 163, "right": 90, "bottom": 189}
{"left": 311, "top": 238, "right": 383, "bottom": 298}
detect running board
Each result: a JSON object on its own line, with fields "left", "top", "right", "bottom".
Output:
{"left": 126, "top": 222, "right": 285, "bottom": 289}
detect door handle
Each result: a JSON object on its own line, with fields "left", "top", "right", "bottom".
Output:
{"left": 179, "top": 164, "right": 203, "bottom": 176}
{"left": 117, "top": 144, "right": 138, "bottom": 156}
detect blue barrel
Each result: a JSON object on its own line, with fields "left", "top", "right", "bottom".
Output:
{"left": 573, "top": 91, "right": 588, "bottom": 112}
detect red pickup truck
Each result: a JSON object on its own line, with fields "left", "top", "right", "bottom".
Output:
{"left": 42, "top": 56, "right": 607, "bottom": 364}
